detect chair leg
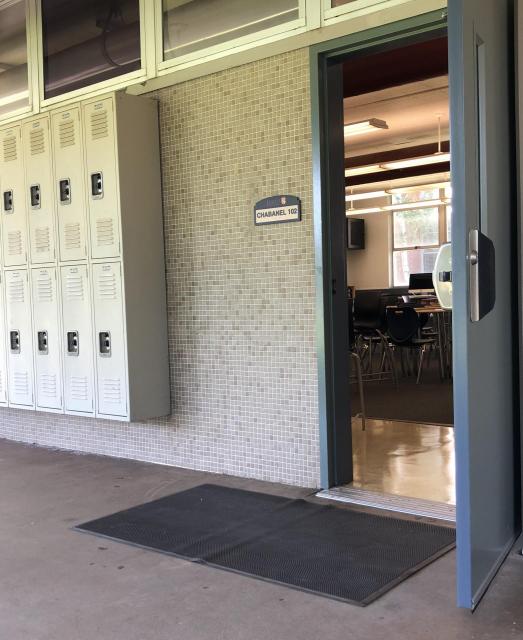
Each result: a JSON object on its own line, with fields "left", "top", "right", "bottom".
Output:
{"left": 400, "top": 349, "right": 406, "bottom": 377}
{"left": 437, "top": 314, "right": 445, "bottom": 380}
{"left": 416, "top": 346, "right": 427, "bottom": 384}
{"left": 352, "top": 353, "right": 366, "bottom": 431}
{"left": 387, "top": 341, "right": 398, "bottom": 386}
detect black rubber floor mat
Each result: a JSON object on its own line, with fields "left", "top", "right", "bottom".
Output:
{"left": 76, "top": 484, "right": 455, "bottom": 605}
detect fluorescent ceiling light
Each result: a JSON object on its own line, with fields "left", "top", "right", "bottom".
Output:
{"left": 345, "top": 164, "right": 385, "bottom": 178}
{"left": 344, "top": 118, "right": 388, "bottom": 137}
{"left": 382, "top": 199, "right": 449, "bottom": 212}
{"left": 346, "top": 207, "right": 382, "bottom": 216}
{"left": 345, "top": 190, "right": 387, "bottom": 202}
{"left": 380, "top": 153, "right": 451, "bottom": 171}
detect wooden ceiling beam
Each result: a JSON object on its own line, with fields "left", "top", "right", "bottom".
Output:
{"left": 346, "top": 162, "right": 450, "bottom": 187}
{"left": 345, "top": 140, "right": 450, "bottom": 169}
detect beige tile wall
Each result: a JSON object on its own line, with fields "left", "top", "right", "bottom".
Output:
{"left": 0, "top": 48, "right": 321, "bottom": 488}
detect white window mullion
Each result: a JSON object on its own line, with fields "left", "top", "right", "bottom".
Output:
{"left": 305, "top": 0, "right": 321, "bottom": 30}
{"left": 141, "top": 0, "right": 157, "bottom": 81}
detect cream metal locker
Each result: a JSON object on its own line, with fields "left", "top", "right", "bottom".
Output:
{"left": 0, "top": 93, "right": 169, "bottom": 422}
{"left": 60, "top": 264, "right": 95, "bottom": 415}
{"left": 31, "top": 267, "right": 63, "bottom": 411}
{"left": 5, "top": 270, "right": 34, "bottom": 408}
{"left": 0, "top": 125, "right": 28, "bottom": 266}
{"left": 0, "top": 272, "right": 9, "bottom": 406}
{"left": 22, "top": 117, "right": 57, "bottom": 264}
{"left": 83, "top": 97, "right": 120, "bottom": 259}
{"left": 51, "top": 107, "right": 88, "bottom": 262}
{"left": 92, "top": 262, "right": 127, "bottom": 418}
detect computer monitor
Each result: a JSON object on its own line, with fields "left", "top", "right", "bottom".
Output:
{"left": 408, "top": 272, "right": 435, "bottom": 293}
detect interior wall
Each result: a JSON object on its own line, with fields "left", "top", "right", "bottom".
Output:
{"left": 0, "top": 49, "right": 321, "bottom": 488}
{"left": 347, "top": 204, "right": 391, "bottom": 291}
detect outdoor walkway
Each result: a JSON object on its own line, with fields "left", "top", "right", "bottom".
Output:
{"left": 0, "top": 438, "right": 522, "bottom": 640}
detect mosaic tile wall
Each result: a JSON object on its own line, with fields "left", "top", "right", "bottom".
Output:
{"left": 0, "top": 48, "right": 320, "bottom": 488}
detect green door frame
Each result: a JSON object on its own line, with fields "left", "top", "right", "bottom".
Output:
{"left": 310, "top": 9, "right": 448, "bottom": 489}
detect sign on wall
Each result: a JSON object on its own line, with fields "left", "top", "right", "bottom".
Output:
{"left": 254, "top": 195, "right": 301, "bottom": 226}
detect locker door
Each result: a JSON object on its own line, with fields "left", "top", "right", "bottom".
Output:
{"left": 22, "top": 117, "right": 57, "bottom": 264}
{"left": 5, "top": 270, "right": 34, "bottom": 407}
{"left": 92, "top": 262, "right": 127, "bottom": 418}
{"left": 51, "top": 108, "right": 88, "bottom": 262}
{"left": 0, "top": 126, "right": 28, "bottom": 266}
{"left": 60, "top": 265, "right": 94, "bottom": 414}
{"left": 0, "top": 272, "right": 9, "bottom": 406}
{"left": 31, "top": 267, "right": 62, "bottom": 411}
{"left": 83, "top": 98, "right": 120, "bottom": 259}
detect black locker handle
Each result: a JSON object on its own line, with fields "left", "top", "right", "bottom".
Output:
{"left": 10, "top": 330, "right": 20, "bottom": 354}
{"left": 91, "top": 172, "right": 103, "bottom": 199}
{"left": 99, "top": 331, "right": 111, "bottom": 357}
{"left": 3, "top": 190, "right": 13, "bottom": 213}
{"left": 30, "top": 184, "right": 41, "bottom": 209}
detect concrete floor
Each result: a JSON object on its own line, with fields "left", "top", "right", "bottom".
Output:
{"left": 1, "top": 439, "right": 522, "bottom": 640}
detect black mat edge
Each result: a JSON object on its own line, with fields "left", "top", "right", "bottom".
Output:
{"left": 73, "top": 486, "right": 456, "bottom": 607}
{"left": 74, "top": 524, "right": 454, "bottom": 606}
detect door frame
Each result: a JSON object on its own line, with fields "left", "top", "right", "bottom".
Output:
{"left": 515, "top": 0, "right": 523, "bottom": 534}
{"left": 310, "top": 9, "right": 449, "bottom": 489}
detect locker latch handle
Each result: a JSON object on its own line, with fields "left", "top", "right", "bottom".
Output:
{"left": 3, "top": 190, "right": 13, "bottom": 214}
{"left": 37, "top": 331, "right": 49, "bottom": 355}
{"left": 67, "top": 331, "right": 79, "bottom": 356}
{"left": 99, "top": 331, "right": 111, "bottom": 357}
{"left": 91, "top": 172, "right": 104, "bottom": 199}
{"left": 59, "top": 179, "right": 71, "bottom": 205}
{"left": 30, "top": 184, "right": 41, "bottom": 209}
{"left": 10, "top": 330, "right": 20, "bottom": 354}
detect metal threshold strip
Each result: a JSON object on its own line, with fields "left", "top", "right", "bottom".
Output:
{"left": 316, "top": 486, "right": 456, "bottom": 523}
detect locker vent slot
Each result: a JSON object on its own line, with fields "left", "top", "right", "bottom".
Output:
{"left": 3, "top": 135, "right": 17, "bottom": 162}
{"left": 36, "top": 273, "right": 53, "bottom": 302}
{"left": 59, "top": 120, "right": 75, "bottom": 148}
{"left": 34, "top": 227, "right": 51, "bottom": 253}
{"left": 30, "top": 128, "right": 45, "bottom": 155}
{"left": 96, "top": 218, "right": 115, "bottom": 247}
{"left": 64, "top": 222, "right": 81, "bottom": 250}
{"left": 13, "top": 371, "right": 29, "bottom": 397}
{"left": 102, "top": 378, "right": 122, "bottom": 405}
{"left": 40, "top": 374, "right": 57, "bottom": 399}
{"left": 90, "top": 110, "right": 109, "bottom": 140}
{"left": 71, "top": 376, "right": 89, "bottom": 401}
{"left": 8, "top": 278, "right": 24, "bottom": 303}
{"left": 65, "top": 273, "right": 84, "bottom": 300}
{"left": 97, "top": 272, "right": 118, "bottom": 300}
{"left": 7, "top": 230, "right": 23, "bottom": 256}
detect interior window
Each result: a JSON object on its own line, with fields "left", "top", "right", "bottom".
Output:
{"left": 391, "top": 188, "right": 448, "bottom": 287}
{"left": 162, "top": 0, "right": 300, "bottom": 61}
{"left": 41, "top": 0, "right": 141, "bottom": 100}
{"left": 0, "top": 0, "right": 29, "bottom": 117}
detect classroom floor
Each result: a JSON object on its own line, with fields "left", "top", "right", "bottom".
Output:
{"left": 351, "top": 418, "right": 456, "bottom": 505}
